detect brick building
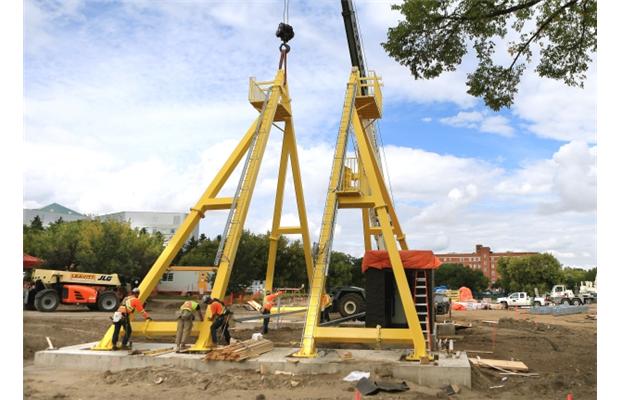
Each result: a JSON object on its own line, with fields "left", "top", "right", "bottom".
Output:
{"left": 435, "top": 244, "right": 539, "bottom": 283}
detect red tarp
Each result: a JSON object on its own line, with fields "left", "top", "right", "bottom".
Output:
{"left": 23, "top": 254, "right": 43, "bottom": 269}
{"left": 361, "top": 250, "right": 442, "bottom": 273}
{"left": 458, "top": 286, "right": 473, "bottom": 302}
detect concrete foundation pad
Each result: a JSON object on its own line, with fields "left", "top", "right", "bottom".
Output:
{"left": 35, "top": 342, "right": 470, "bottom": 388}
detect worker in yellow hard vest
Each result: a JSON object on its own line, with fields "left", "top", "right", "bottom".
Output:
{"left": 175, "top": 296, "right": 206, "bottom": 352}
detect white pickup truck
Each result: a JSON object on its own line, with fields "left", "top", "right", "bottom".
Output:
{"left": 496, "top": 292, "right": 547, "bottom": 308}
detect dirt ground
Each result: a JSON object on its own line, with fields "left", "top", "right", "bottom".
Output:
{"left": 23, "top": 300, "right": 597, "bottom": 399}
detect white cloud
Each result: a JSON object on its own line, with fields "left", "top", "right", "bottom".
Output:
{"left": 440, "top": 111, "right": 514, "bottom": 137}
{"left": 513, "top": 67, "right": 596, "bottom": 143}
{"left": 22, "top": 1, "right": 596, "bottom": 268}
{"left": 381, "top": 145, "right": 503, "bottom": 202}
{"left": 440, "top": 111, "right": 483, "bottom": 128}
{"left": 495, "top": 141, "right": 597, "bottom": 213}
{"left": 539, "top": 141, "right": 597, "bottom": 213}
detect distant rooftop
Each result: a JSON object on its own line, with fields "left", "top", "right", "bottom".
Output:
{"left": 36, "top": 203, "right": 84, "bottom": 217}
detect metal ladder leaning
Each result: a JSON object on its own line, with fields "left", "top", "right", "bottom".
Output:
{"left": 413, "top": 269, "right": 432, "bottom": 351}
{"left": 214, "top": 88, "right": 274, "bottom": 266}
{"left": 298, "top": 80, "right": 357, "bottom": 354}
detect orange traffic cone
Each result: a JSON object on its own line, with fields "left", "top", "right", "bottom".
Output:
{"left": 354, "top": 389, "right": 362, "bottom": 400}
{"left": 566, "top": 394, "right": 573, "bottom": 400}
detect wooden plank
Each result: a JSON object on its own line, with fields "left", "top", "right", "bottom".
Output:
{"left": 205, "top": 339, "right": 273, "bottom": 362}
{"left": 469, "top": 357, "right": 529, "bottom": 372}
{"left": 463, "top": 350, "right": 494, "bottom": 354}
{"left": 247, "top": 300, "right": 262, "bottom": 312}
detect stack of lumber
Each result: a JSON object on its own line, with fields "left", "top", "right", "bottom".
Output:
{"left": 469, "top": 357, "right": 529, "bottom": 372}
{"left": 205, "top": 338, "right": 273, "bottom": 362}
{"left": 246, "top": 300, "right": 262, "bottom": 312}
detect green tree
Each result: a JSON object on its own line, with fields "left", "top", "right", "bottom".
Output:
{"left": 23, "top": 219, "right": 164, "bottom": 279}
{"left": 434, "top": 263, "right": 489, "bottom": 293}
{"left": 327, "top": 252, "right": 357, "bottom": 289}
{"left": 496, "top": 253, "right": 562, "bottom": 295}
{"left": 584, "top": 267, "right": 597, "bottom": 282}
{"left": 383, "top": 0, "right": 597, "bottom": 110}
{"left": 561, "top": 267, "right": 588, "bottom": 291}
{"left": 30, "top": 215, "right": 44, "bottom": 231}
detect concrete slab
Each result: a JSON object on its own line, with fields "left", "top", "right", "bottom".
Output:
{"left": 35, "top": 342, "right": 470, "bottom": 388}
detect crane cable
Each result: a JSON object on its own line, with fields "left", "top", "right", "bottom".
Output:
{"left": 282, "top": 0, "right": 290, "bottom": 24}
{"left": 276, "top": 0, "right": 294, "bottom": 85}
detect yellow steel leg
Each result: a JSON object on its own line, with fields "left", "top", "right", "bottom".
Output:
{"left": 351, "top": 106, "right": 428, "bottom": 361}
{"left": 192, "top": 74, "right": 284, "bottom": 350}
{"left": 265, "top": 117, "right": 315, "bottom": 291}
{"left": 284, "top": 121, "right": 315, "bottom": 283}
{"left": 93, "top": 118, "right": 259, "bottom": 350}
{"left": 362, "top": 208, "right": 372, "bottom": 251}
{"left": 295, "top": 74, "right": 358, "bottom": 358}
{"left": 294, "top": 68, "right": 427, "bottom": 361}
{"left": 264, "top": 121, "right": 291, "bottom": 292}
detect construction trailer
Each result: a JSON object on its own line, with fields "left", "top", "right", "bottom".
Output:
{"left": 155, "top": 266, "right": 215, "bottom": 295}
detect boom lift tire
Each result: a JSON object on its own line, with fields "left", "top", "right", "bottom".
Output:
{"left": 338, "top": 293, "right": 365, "bottom": 318}
{"left": 571, "top": 298, "right": 582, "bottom": 306}
{"left": 34, "top": 289, "right": 60, "bottom": 312}
{"left": 561, "top": 298, "right": 571, "bottom": 305}
{"left": 96, "top": 291, "right": 119, "bottom": 312}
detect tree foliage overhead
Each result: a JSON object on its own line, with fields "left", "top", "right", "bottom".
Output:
{"left": 434, "top": 263, "right": 490, "bottom": 293}
{"left": 383, "top": 0, "right": 597, "bottom": 110}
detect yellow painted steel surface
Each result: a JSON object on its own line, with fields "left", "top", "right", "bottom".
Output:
{"left": 94, "top": 68, "right": 314, "bottom": 351}
{"left": 294, "top": 68, "right": 428, "bottom": 361}
{"left": 294, "top": 73, "right": 359, "bottom": 358}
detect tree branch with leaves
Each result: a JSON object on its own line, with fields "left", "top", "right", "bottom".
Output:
{"left": 382, "top": 0, "right": 596, "bottom": 110}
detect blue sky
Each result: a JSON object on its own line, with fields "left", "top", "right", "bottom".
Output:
{"left": 23, "top": 0, "right": 597, "bottom": 267}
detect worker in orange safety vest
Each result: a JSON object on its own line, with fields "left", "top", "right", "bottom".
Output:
{"left": 111, "top": 287, "right": 151, "bottom": 350}
{"left": 175, "top": 296, "right": 205, "bottom": 352}
{"left": 261, "top": 290, "right": 284, "bottom": 334}
{"left": 204, "top": 296, "right": 231, "bottom": 346}
{"left": 320, "top": 292, "right": 333, "bottom": 323}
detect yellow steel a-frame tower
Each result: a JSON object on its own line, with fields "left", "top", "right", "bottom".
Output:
{"left": 93, "top": 66, "right": 314, "bottom": 351}
{"left": 293, "top": 67, "right": 430, "bottom": 362}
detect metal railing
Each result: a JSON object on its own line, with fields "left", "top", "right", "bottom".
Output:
{"left": 356, "top": 71, "right": 382, "bottom": 113}
{"left": 341, "top": 157, "right": 361, "bottom": 192}
{"left": 248, "top": 77, "right": 270, "bottom": 103}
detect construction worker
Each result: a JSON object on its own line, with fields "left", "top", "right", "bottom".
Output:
{"left": 320, "top": 292, "right": 332, "bottom": 323}
{"left": 204, "top": 296, "right": 231, "bottom": 346}
{"left": 175, "top": 296, "right": 205, "bottom": 352}
{"left": 261, "top": 289, "right": 283, "bottom": 334}
{"left": 111, "top": 287, "right": 151, "bottom": 350}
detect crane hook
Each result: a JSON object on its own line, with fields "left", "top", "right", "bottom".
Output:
{"left": 276, "top": 22, "right": 294, "bottom": 44}
{"left": 276, "top": 22, "right": 293, "bottom": 85}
